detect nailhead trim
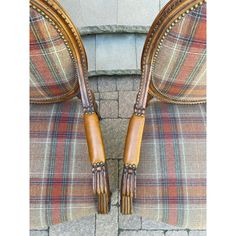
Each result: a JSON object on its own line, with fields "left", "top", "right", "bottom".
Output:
{"left": 151, "top": 0, "right": 206, "bottom": 104}
{"left": 135, "top": 0, "right": 206, "bottom": 113}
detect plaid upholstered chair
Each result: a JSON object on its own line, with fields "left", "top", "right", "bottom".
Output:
{"left": 121, "top": 0, "right": 206, "bottom": 229}
{"left": 30, "top": 0, "right": 110, "bottom": 229}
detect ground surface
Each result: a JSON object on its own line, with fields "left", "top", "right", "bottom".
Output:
{"left": 30, "top": 76, "right": 206, "bottom": 236}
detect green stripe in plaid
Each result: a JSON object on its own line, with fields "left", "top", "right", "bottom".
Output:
{"left": 30, "top": 8, "right": 79, "bottom": 102}
{"left": 134, "top": 101, "right": 206, "bottom": 229}
{"left": 30, "top": 98, "right": 96, "bottom": 229}
{"left": 152, "top": 4, "right": 206, "bottom": 102}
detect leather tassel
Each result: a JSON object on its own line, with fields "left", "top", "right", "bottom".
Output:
{"left": 120, "top": 164, "right": 137, "bottom": 214}
{"left": 92, "top": 162, "right": 111, "bottom": 214}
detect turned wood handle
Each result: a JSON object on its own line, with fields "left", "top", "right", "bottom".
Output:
{"left": 84, "top": 113, "right": 106, "bottom": 164}
{"left": 124, "top": 114, "right": 145, "bottom": 166}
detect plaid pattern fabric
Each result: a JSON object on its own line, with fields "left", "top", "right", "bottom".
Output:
{"left": 152, "top": 4, "right": 206, "bottom": 102}
{"left": 30, "top": 98, "right": 96, "bottom": 229}
{"left": 30, "top": 8, "right": 79, "bottom": 102}
{"left": 134, "top": 101, "right": 206, "bottom": 229}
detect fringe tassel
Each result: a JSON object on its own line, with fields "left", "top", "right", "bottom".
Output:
{"left": 120, "top": 164, "right": 137, "bottom": 214}
{"left": 92, "top": 162, "right": 111, "bottom": 214}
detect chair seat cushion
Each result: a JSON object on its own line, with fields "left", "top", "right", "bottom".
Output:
{"left": 134, "top": 101, "right": 206, "bottom": 229}
{"left": 30, "top": 98, "right": 96, "bottom": 229}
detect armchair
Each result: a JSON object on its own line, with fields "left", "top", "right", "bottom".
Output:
{"left": 30, "top": 0, "right": 110, "bottom": 229}
{"left": 121, "top": 0, "right": 206, "bottom": 229}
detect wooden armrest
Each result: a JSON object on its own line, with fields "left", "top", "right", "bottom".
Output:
{"left": 124, "top": 114, "right": 145, "bottom": 166}
{"left": 84, "top": 113, "right": 105, "bottom": 164}
{"left": 84, "top": 113, "right": 110, "bottom": 213}
{"left": 121, "top": 114, "right": 145, "bottom": 214}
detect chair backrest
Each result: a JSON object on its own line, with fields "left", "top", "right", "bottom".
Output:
{"left": 134, "top": 0, "right": 206, "bottom": 115}
{"left": 30, "top": 0, "right": 94, "bottom": 113}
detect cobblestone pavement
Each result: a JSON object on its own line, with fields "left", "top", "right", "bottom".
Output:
{"left": 30, "top": 76, "right": 206, "bottom": 236}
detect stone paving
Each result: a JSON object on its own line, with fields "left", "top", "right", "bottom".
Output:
{"left": 30, "top": 76, "right": 206, "bottom": 236}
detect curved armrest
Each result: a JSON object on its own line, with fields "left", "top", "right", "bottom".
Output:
{"left": 84, "top": 113, "right": 110, "bottom": 213}
{"left": 84, "top": 113, "right": 106, "bottom": 164}
{"left": 124, "top": 114, "right": 145, "bottom": 166}
{"left": 121, "top": 114, "right": 145, "bottom": 214}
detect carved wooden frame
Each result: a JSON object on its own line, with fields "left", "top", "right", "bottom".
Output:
{"left": 121, "top": 0, "right": 207, "bottom": 215}
{"left": 30, "top": 0, "right": 110, "bottom": 214}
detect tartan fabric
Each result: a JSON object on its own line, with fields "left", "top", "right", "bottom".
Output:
{"left": 134, "top": 101, "right": 206, "bottom": 229}
{"left": 30, "top": 8, "right": 79, "bottom": 102}
{"left": 30, "top": 98, "right": 96, "bottom": 229}
{"left": 152, "top": 4, "right": 206, "bottom": 102}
